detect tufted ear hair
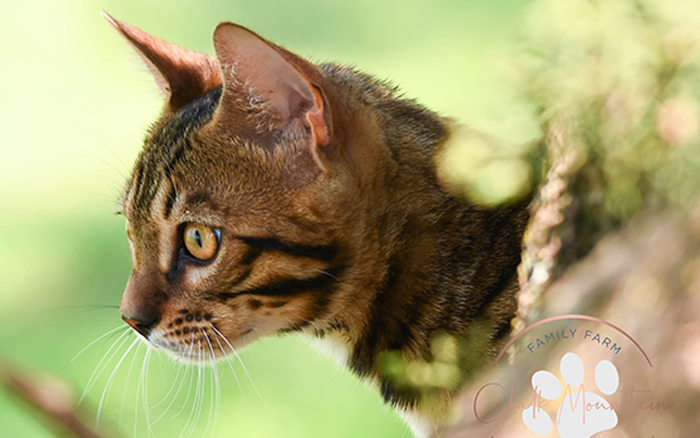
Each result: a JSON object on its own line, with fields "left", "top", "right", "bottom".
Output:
{"left": 209, "top": 23, "right": 331, "bottom": 169}
{"left": 102, "top": 12, "right": 222, "bottom": 111}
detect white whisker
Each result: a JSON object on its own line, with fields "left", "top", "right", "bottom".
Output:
{"left": 211, "top": 326, "right": 269, "bottom": 410}
{"left": 172, "top": 339, "right": 197, "bottom": 419}
{"left": 143, "top": 348, "right": 155, "bottom": 437}
{"left": 192, "top": 339, "right": 206, "bottom": 438}
{"left": 213, "top": 351, "right": 221, "bottom": 438}
{"left": 153, "top": 363, "right": 183, "bottom": 409}
{"left": 62, "top": 325, "right": 127, "bottom": 372}
{"left": 151, "top": 362, "right": 186, "bottom": 424}
{"left": 120, "top": 341, "right": 144, "bottom": 424}
{"left": 212, "top": 334, "right": 246, "bottom": 401}
{"left": 202, "top": 331, "right": 220, "bottom": 438}
{"left": 80, "top": 329, "right": 132, "bottom": 405}
{"left": 134, "top": 345, "right": 145, "bottom": 438}
{"left": 180, "top": 336, "right": 202, "bottom": 438}
{"left": 96, "top": 337, "right": 139, "bottom": 427}
{"left": 312, "top": 268, "right": 343, "bottom": 282}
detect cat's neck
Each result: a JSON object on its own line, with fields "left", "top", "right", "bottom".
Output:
{"left": 314, "top": 65, "right": 528, "bottom": 413}
{"left": 346, "top": 196, "right": 526, "bottom": 374}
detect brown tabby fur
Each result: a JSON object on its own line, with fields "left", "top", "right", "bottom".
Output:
{"left": 106, "top": 13, "right": 529, "bottom": 437}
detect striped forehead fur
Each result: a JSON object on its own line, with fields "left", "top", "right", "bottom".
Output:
{"left": 123, "top": 87, "right": 223, "bottom": 217}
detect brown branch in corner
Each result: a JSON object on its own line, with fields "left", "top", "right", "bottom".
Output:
{"left": 0, "top": 359, "right": 114, "bottom": 438}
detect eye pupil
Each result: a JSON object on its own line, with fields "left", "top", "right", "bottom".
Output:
{"left": 183, "top": 223, "right": 219, "bottom": 261}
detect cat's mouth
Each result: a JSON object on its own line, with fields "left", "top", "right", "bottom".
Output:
{"left": 143, "top": 325, "right": 238, "bottom": 364}
{"left": 122, "top": 306, "right": 259, "bottom": 364}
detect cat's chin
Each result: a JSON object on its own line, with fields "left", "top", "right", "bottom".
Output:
{"left": 143, "top": 328, "right": 254, "bottom": 366}
{"left": 166, "top": 348, "right": 226, "bottom": 366}
{"left": 149, "top": 339, "right": 230, "bottom": 365}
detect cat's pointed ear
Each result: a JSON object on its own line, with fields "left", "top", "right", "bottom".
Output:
{"left": 102, "top": 12, "right": 222, "bottom": 111}
{"left": 211, "top": 23, "right": 331, "bottom": 167}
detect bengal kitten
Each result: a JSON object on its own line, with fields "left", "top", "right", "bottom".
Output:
{"left": 105, "top": 13, "right": 529, "bottom": 438}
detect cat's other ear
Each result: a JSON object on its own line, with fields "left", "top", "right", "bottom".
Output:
{"left": 102, "top": 12, "right": 222, "bottom": 111}
{"left": 210, "top": 23, "right": 331, "bottom": 169}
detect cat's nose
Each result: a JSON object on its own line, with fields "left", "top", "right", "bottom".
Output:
{"left": 122, "top": 312, "right": 160, "bottom": 338}
{"left": 120, "top": 270, "right": 164, "bottom": 338}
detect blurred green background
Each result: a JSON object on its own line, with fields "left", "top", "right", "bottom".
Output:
{"left": 0, "top": 1, "right": 536, "bottom": 437}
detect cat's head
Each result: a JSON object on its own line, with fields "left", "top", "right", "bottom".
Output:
{"left": 106, "top": 14, "right": 393, "bottom": 362}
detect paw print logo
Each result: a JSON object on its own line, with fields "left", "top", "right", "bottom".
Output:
{"left": 522, "top": 352, "right": 619, "bottom": 437}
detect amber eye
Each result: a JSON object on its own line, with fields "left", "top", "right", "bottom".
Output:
{"left": 184, "top": 223, "right": 219, "bottom": 261}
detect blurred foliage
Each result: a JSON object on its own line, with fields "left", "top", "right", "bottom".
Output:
{"left": 521, "top": 0, "right": 700, "bottom": 263}
{"left": 377, "top": 323, "right": 491, "bottom": 395}
{"left": 437, "top": 126, "right": 536, "bottom": 206}
{"left": 405, "top": 0, "right": 700, "bottom": 423}
{"left": 439, "top": 0, "right": 700, "bottom": 267}
{"left": 375, "top": 322, "right": 495, "bottom": 429}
